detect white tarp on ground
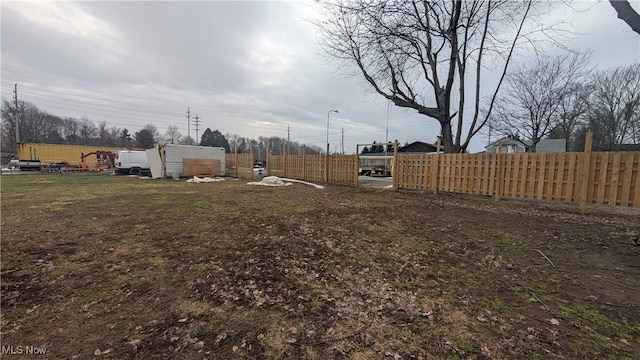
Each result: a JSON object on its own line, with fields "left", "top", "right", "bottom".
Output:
{"left": 247, "top": 176, "right": 292, "bottom": 187}
{"left": 247, "top": 176, "right": 325, "bottom": 189}
{"left": 280, "top": 178, "right": 325, "bottom": 189}
{"left": 186, "top": 176, "right": 226, "bottom": 183}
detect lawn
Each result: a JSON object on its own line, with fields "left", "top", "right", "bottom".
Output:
{"left": 1, "top": 173, "right": 639, "bottom": 359}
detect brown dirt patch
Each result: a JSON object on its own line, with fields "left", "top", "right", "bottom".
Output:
{"left": 1, "top": 173, "right": 638, "bottom": 359}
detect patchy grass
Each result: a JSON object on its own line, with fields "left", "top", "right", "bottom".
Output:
{"left": 1, "top": 173, "right": 639, "bottom": 359}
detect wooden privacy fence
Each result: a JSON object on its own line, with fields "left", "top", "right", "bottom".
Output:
{"left": 222, "top": 133, "right": 639, "bottom": 209}
{"left": 395, "top": 151, "right": 640, "bottom": 208}
{"left": 267, "top": 154, "right": 356, "bottom": 185}
{"left": 225, "top": 152, "right": 254, "bottom": 180}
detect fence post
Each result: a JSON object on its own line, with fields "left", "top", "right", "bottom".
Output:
{"left": 325, "top": 144, "right": 329, "bottom": 183}
{"left": 266, "top": 145, "right": 270, "bottom": 176}
{"left": 250, "top": 146, "right": 254, "bottom": 181}
{"left": 579, "top": 131, "right": 593, "bottom": 212}
{"left": 282, "top": 144, "right": 287, "bottom": 178}
{"left": 433, "top": 138, "right": 441, "bottom": 194}
{"left": 393, "top": 140, "right": 399, "bottom": 189}
{"left": 354, "top": 145, "right": 359, "bottom": 187}
{"left": 495, "top": 141, "right": 503, "bottom": 201}
{"left": 234, "top": 144, "right": 238, "bottom": 178}
{"left": 302, "top": 145, "right": 307, "bottom": 181}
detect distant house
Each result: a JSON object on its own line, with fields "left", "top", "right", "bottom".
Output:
{"left": 485, "top": 136, "right": 566, "bottom": 153}
{"left": 485, "top": 137, "right": 527, "bottom": 153}
{"left": 398, "top": 141, "right": 441, "bottom": 153}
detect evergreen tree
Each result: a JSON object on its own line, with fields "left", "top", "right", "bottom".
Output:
{"left": 134, "top": 129, "right": 155, "bottom": 149}
{"left": 200, "top": 128, "right": 231, "bottom": 152}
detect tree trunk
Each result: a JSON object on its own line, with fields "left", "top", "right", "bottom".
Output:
{"left": 609, "top": 0, "right": 640, "bottom": 35}
{"left": 440, "top": 118, "right": 455, "bottom": 153}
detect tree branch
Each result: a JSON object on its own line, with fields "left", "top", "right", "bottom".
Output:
{"left": 609, "top": 0, "right": 640, "bottom": 35}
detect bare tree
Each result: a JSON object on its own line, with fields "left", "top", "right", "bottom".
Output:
{"left": 98, "top": 121, "right": 120, "bottom": 146}
{"left": 1, "top": 99, "right": 67, "bottom": 149}
{"left": 1, "top": 99, "right": 20, "bottom": 150}
{"left": 79, "top": 116, "right": 98, "bottom": 142}
{"left": 178, "top": 135, "right": 197, "bottom": 146}
{"left": 164, "top": 125, "right": 182, "bottom": 145}
{"left": 587, "top": 63, "right": 640, "bottom": 151}
{"left": 490, "top": 52, "right": 591, "bottom": 152}
{"left": 61, "top": 117, "right": 81, "bottom": 144}
{"left": 547, "top": 82, "right": 591, "bottom": 151}
{"left": 314, "top": 0, "right": 567, "bottom": 153}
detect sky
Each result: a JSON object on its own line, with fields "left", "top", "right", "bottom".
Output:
{"left": 1, "top": 0, "right": 639, "bottom": 154}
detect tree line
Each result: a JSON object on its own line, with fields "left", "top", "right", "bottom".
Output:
{"left": 489, "top": 56, "right": 639, "bottom": 152}
{"left": 0, "top": 99, "right": 323, "bottom": 158}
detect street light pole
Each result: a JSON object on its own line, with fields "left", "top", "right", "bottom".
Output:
{"left": 327, "top": 109, "right": 339, "bottom": 154}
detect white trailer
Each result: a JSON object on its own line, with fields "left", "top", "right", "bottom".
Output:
{"left": 153, "top": 144, "right": 226, "bottom": 178}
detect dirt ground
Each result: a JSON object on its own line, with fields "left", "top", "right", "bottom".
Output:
{"left": 1, "top": 173, "right": 639, "bottom": 359}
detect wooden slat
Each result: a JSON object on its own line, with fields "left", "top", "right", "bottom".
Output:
{"left": 634, "top": 153, "right": 640, "bottom": 207}
{"left": 481, "top": 154, "right": 488, "bottom": 195}
{"left": 463, "top": 155, "right": 471, "bottom": 194}
{"left": 519, "top": 154, "right": 528, "bottom": 198}
{"left": 620, "top": 152, "right": 634, "bottom": 207}
{"left": 487, "top": 154, "right": 498, "bottom": 196}
{"left": 510, "top": 154, "right": 520, "bottom": 197}
{"left": 596, "top": 153, "right": 608, "bottom": 205}
{"left": 536, "top": 154, "right": 546, "bottom": 199}
{"left": 567, "top": 153, "right": 578, "bottom": 202}
{"left": 422, "top": 155, "right": 429, "bottom": 189}
{"left": 503, "top": 153, "right": 512, "bottom": 197}
{"left": 545, "top": 154, "right": 556, "bottom": 200}
{"left": 609, "top": 152, "right": 621, "bottom": 206}
{"left": 554, "top": 153, "right": 565, "bottom": 201}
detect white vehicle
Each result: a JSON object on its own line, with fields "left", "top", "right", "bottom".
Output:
{"left": 253, "top": 164, "right": 266, "bottom": 175}
{"left": 115, "top": 150, "right": 150, "bottom": 176}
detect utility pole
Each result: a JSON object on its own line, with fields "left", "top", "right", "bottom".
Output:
{"left": 14, "top": 83, "right": 20, "bottom": 145}
{"left": 341, "top": 128, "right": 344, "bottom": 154}
{"left": 193, "top": 114, "right": 201, "bottom": 145}
{"left": 185, "top": 107, "right": 191, "bottom": 142}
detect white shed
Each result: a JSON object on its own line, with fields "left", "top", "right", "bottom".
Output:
{"left": 160, "top": 144, "right": 226, "bottom": 178}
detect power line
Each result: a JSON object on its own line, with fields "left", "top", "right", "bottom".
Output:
{"left": 14, "top": 90, "right": 185, "bottom": 124}
{"left": 5, "top": 85, "right": 184, "bottom": 114}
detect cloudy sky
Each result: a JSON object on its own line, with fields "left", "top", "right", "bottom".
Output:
{"left": 1, "top": 1, "right": 639, "bottom": 153}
